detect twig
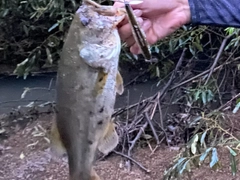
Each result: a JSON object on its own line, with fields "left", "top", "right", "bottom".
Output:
{"left": 0, "top": 99, "right": 52, "bottom": 105}
{"left": 121, "top": 90, "right": 130, "bottom": 155}
{"left": 114, "top": 48, "right": 186, "bottom": 116}
{"left": 134, "top": 93, "right": 143, "bottom": 121}
{"left": 144, "top": 112, "right": 160, "bottom": 145}
{"left": 204, "top": 34, "right": 233, "bottom": 85}
{"left": 124, "top": 70, "right": 148, "bottom": 87}
{"left": 170, "top": 58, "right": 239, "bottom": 90}
{"left": 128, "top": 121, "right": 148, "bottom": 153}
{"left": 113, "top": 150, "right": 151, "bottom": 173}
{"left": 126, "top": 90, "right": 130, "bottom": 124}
{"left": 157, "top": 98, "right": 170, "bottom": 146}
{"left": 48, "top": 78, "right": 54, "bottom": 90}
{"left": 161, "top": 48, "right": 186, "bottom": 100}
{"left": 217, "top": 92, "right": 240, "bottom": 111}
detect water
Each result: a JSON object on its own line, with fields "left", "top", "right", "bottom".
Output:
{"left": 0, "top": 72, "right": 160, "bottom": 114}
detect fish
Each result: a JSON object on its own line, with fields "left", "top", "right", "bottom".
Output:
{"left": 49, "top": 0, "right": 125, "bottom": 179}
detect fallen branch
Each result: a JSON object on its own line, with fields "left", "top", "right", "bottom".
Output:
{"left": 170, "top": 57, "right": 240, "bottom": 90}
{"left": 217, "top": 92, "right": 240, "bottom": 111}
{"left": 204, "top": 34, "right": 233, "bottom": 85}
{"left": 161, "top": 48, "right": 186, "bottom": 100}
{"left": 114, "top": 48, "right": 186, "bottom": 116}
{"left": 128, "top": 121, "right": 148, "bottom": 154}
{"left": 144, "top": 112, "right": 160, "bottom": 145}
{"left": 113, "top": 150, "right": 151, "bottom": 173}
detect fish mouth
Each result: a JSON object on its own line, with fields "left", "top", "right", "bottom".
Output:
{"left": 77, "top": 0, "right": 125, "bottom": 28}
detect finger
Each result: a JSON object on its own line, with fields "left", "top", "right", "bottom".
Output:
{"left": 130, "top": 43, "right": 140, "bottom": 54}
{"left": 142, "top": 18, "right": 151, "bottom": 34}
{"left": 118, "top": 24, "right": 132, "bottom": 41}
{"left": 118, "top": 17, "right": 143, "bottom": 41}
{"left": 133, "top": 9, "right": 143, "bottom": 17}
{"left": 113, "top": 2, "right": 124, "bottom": 8}
{"left": 117, "top": 9, "right": 142, "bottom": 27}
{"left": 137, "top": 19, "right": 158, "bottom": 45}
{"left": 125, "top": 36, "right": 135, "bottom": 47}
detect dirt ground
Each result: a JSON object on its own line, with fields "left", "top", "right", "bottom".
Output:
{"left": 0, "top": 112, "right": 240, "bottom": 180}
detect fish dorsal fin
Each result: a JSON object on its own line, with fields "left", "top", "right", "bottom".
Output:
{"left": 116, "top": 70, "right": 124, "bottom": 95}
{"left": 49, "top": 120, "right": 66, "bottom": 157}
{"left": 98, "top": 121, "right": 119, "bottom": 155}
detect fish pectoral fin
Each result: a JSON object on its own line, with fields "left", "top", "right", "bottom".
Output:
{"left": 98, "top": 121, "right": 119, "bottom": 155}
{"left": 49, "top": 120, "right": 66, "bottom": 157}
{"left": 79, "top": 44, "right": 116, "bottom": 73}
{"left": 116, "top": 70, "right": 124, "bottom": 95}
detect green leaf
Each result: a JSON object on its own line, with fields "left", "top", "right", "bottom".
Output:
{"left": 210, "top": 148, "right": 219, "bottom": 168}
{"left": 230, "top": 152, "right": 237, "bottom": 176}
{"left": 191, "top": 134, "right": 199, "bottom": 154}
{"left": 179, "top": 160, "right": 190, "bottom": 174}
{"left": 169, "top": 40, "right": 174, "bottom": 53}
{"left": 233, "top": 102, "right": 240, "bottom": 114}
{"left": 48, "top": 22, "right": 59, "bottom": 32}
{"left": 201, "top": 90, "right": 207, "bottom": 105}
{"left": 192, "top": 157, "right": 200, "bottom": 167}
{"left": 234, "top": 39, "right": 239, "bottom": 47}
{"left": 2, "top": 9, "right": 9, "bottom": 17}
{"left": 227, "top": 146, "right": 237, "bottom": 156}
{"left": 192, "top": 41, "right": 203, "bottom": 52}
{"left": 189, "top": 116, "right": 202, "bottom": 127}
{"left": 59, "top": 20, "right": 64, "bottom": 32}
{"left": 23, "top": 25, "right": 29, "bottom": 36}
{"left": 189, "top": 45, "right": 196, "bottom": 56}
{"left": 207, "top": 89, "right": 214, "bottom": 102}
{"left": 172, "top": 157, "right": 187, "bottom": 170}
{"left": 156, "top": 66, "right": 160, "bottom": 77}
{"left": 200, "top": 131, "right": 207, "bottom": 146}
{"left": 185, "top": 160, "right": 191, "bottom": 172}
{"left": 45, "top": 47, "right": 53, "bottom": 65}
{"left": 194, "top": 90, "right": 201, "bottom": 101}
{"left": 154, "top": 46, "right": 159, "bottom": 53}
{"left": 200, "top": 147, "right": 212, "bottom": 162}
{"left": 125, "top": 53, "right": 133, "bottom": 60}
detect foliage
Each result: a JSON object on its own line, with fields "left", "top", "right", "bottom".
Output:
{"left": 0, "top": 0, "right": 80, "bottom": 77}
{"left": 163, "top": 112, "right": 240, "bottom": 179}
{"left": 160, "top": 24, "right": 240, "bottom": 177}
{"left": 1, "top": 0, "right": 240, "bottom": 80}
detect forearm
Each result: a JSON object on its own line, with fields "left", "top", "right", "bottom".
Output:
{"left": 188, "top": 0, "right": 240, "bottom": 28}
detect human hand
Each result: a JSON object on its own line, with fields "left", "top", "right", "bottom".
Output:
{"left": 113, "top": 0, "right": 191, "bottom": 54}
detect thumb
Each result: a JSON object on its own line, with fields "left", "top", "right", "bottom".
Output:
{"left": 129, "top": 1, "right": 144, "bottom": 9}
{"left": 113, "top": 0, "right": 143, "bottom": 9}
{"left": 113, "top": 2, "right": 124, "bottom": 8}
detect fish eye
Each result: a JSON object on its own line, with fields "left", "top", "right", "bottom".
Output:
{"left": 80, "top": 16, "right": 90, "bottom": 26}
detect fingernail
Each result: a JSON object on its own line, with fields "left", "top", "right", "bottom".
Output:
{"left": 133, "top": 10, "right": 142, "bottom": 17}
{"left": 136, "top": 17, "right": 143, "bottom": 26}
{"left": 130, "top": 45, "right": 140, "bottom": 55}
{"left": 142, "top": 19, "right": 151, "bottom": 31}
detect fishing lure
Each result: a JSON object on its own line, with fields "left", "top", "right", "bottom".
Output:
{"left": 114, "top": 0, "right": 153, "bottom": 62}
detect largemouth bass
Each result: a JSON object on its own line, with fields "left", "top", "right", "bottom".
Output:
{"left": 50, "top": 0, "right": 125, "bottom": 179}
